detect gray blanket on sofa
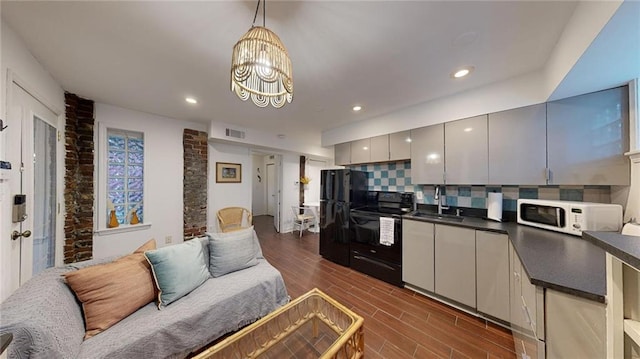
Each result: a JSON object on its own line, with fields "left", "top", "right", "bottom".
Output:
{"left": 0, "top": 258, "right": 289, "bottom": 359}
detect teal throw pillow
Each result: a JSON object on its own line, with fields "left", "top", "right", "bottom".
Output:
{"left": 208, "top": 229, "right": 259, "bottom": 277}
{"left": 144, "top": 239, "right": 210, "bottom": 308}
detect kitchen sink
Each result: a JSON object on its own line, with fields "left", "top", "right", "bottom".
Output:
{"left": 408, "top": 211, "right": 464, "bottom": 222}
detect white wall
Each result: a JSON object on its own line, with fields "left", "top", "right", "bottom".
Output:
{"left": 208, "top": 143, "right": 252, "bottom": 232}
{"left": 209, "top": 121, "right": 333, "bottom": 159}
{"left": 92, "top": 103, "right": 207, "bottom": 258}
{"left": 280, "top": 153, "right": 301, "bottom": 233}
{"left": 0, "top": 21, "right": 65, "bottom": 302}
{"left": 304, "top": 158, "right": 326, "bottom": 204}
{"left": 322, "top": 70, "right": 548, "bottom": 146}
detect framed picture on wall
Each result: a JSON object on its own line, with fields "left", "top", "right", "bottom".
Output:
{"left": 216, "top": 162, "right": 241, "bottom": 183}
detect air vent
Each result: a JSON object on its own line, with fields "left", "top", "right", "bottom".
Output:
{"left": 225, "top": 128, "right": 245, "bottom": 139}
{"left": 269, "top": 155, "right": 275, "bottom": 160}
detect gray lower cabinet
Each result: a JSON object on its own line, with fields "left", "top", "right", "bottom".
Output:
{"left": 510, "top": 242, "right": 546, "bottom": 359}
{"left": 547, "top": 86, "right": 630, "bottom": 185}
{"left": 546, "top": 289, "right": 606, "bottom": 359}
{"left": 476, "top": 231, "right": 510, "bottom": 322}
{"left": 402, "top": 219, "right": 434, "bottom": 292}
{"left": 434, "top": 224, "right": 476, "bottom": 308}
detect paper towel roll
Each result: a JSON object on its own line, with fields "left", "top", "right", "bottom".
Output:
{"left": 487, "top": 192, "right": 503, "bottom": 222}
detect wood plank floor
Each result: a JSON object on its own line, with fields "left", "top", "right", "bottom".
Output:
{"left": 254, "top": 215, "right": 517, "bottom": 359}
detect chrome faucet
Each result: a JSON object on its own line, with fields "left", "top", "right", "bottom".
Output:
{"left": 434, "top": 185, "right": 449, "bottom": 215}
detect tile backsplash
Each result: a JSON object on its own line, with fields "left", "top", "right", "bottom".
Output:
{"left": 349, "top": 160, "right": 612, "bottom": 211}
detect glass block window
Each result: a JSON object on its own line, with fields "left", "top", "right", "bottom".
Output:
{"left": 107, "top": 130, "right": 144, "bottom": 225}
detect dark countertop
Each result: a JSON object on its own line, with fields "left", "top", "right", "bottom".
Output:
{"left": 583, "top": 230, "right": 640, "bottom": 271}
{"left": 403, "top": 213, "right": 607, "bottom": 303}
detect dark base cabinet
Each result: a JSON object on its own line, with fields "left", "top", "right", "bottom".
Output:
{"left": 350, "top": 250, "right": 403, "bottom": 287}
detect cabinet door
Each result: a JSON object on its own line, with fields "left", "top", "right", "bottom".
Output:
{"left": 547, "top": 86, "right": 629, "bottom": 185}
{"left": 546, "top": 289, "right": 606, "bottom": 359}
{"left": 410, "top": 124, "right": 445, "bottom": 184}
{"left": 334, "top": 143, "right": 351, "bottom": 166}
{"left": 445, "top": 115, "right": 488, "bottom": 184}
{"left": 402, "top": 219, "right": 434, "bottom": 292}
{"left": 476, "top": 231, "right": 510, "bottom": 322}
{"left": 434, "top": 224, "right": 476, "bottom": 308}
{"left": 488, "top": 103, "right": 547, "bottom": 185}
{"left": 510, "top": 243, "right": 525, "bottom": 332}
{"left": 350, "top": 138, "right": 371, "bottom": 164}
{"left": 370, "top": 135, "right": 389, "bottom": 163}
{"left": 389, "top": 131, "right": 411, "bottom": 161}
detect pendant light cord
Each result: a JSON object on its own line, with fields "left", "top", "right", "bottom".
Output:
{"left": 252, "top": 0, "right": 266, "bottom": 27}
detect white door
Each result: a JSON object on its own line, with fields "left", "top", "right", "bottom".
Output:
{"left": 8, "top": 83, "right": 60, "bottom": 289}
{"left": 266, "top": 163, "right": 275, "bottom": 216}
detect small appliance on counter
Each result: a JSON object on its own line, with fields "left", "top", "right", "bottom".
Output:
{"left": 487, "top": 192, "right": 503, "bottom": 222}
{"left": 517, "top": 199, "right": 623, "bottom": 236}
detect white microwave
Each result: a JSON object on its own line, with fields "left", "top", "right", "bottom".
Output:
{"left": 517, "top": 199, "right": 622, "bottom": 236}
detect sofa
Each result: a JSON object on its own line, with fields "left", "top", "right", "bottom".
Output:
{"left": 0, "top": 232, "right": 289, "bottom": 358}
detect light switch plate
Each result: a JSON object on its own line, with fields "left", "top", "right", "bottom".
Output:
{"left": 416, "top": 191, "right": 424, "bottom": 200}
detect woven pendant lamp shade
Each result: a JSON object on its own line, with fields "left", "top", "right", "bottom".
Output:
{"left": 231, "top": 26, "right": 293, "bottom": 108}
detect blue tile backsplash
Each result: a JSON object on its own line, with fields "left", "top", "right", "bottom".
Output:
{"left": 349, "top": 160, "right": 612, "bottom": 211}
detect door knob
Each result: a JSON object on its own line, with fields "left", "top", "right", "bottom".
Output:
{"left": 11, "top": 230, "right": 31, "bottom": 240}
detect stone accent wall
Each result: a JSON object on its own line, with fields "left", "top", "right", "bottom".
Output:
{"left": 64, "top": 93, "right": 95, "bottom": 263}
{"left": 183, "top": 129, "right": 208, "bottom": 240}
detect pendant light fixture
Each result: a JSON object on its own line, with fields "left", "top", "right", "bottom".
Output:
{"left": 231, "top": 0, "right": 293, "bottom": 108}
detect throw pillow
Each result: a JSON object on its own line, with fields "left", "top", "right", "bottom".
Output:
{"left": 63, "top": 239, "right": 157, "bottom": 339}
{"left": 208, "top": 229, "right": 259, "bottom": 277}
{"left": 207, "top": 226, "right": 263, "bottom": 258}
{"left": 144, "top": 239, "right": 210, "bottom": 308}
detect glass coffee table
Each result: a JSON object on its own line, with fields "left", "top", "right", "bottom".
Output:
{"left": 193, "top": 288, "right": 364, "bottom": 359}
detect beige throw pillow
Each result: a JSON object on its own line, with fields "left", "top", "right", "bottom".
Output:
{"left": 64, "top": 239, "right": 157, "bottom": 339}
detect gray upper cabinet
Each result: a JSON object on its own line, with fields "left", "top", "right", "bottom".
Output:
{"left": 389, "top": 131, "right": 411, "bottom": 161}
{"left": 445, "top": 115, "right": 488, "bottom": 184}
{"left": 488, "top": 104, "right": 547, "bottom": 185}
{"left": 370, "top": 135, "right": 390, "bottom": 163}
{"left": 547, "top": 86, "right": 630, "bottom": 185}
{"left": 334, "top": 142, "right": 351, "bottom": 166}
{"left": 350, "top": 138, "right": 371, "bottom": 164}
{"left": 411, "top": 124, "right": 445, "bottom": 184}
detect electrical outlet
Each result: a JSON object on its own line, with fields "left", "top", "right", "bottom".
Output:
{"left": 165, "top": 236, "right": 172, "bottom": 244}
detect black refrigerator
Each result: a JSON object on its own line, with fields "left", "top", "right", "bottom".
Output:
{"left": 319, "top": 169, "right": 368, "bottom": 266}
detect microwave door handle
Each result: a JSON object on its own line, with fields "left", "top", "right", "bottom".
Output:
{"left": 556, "top": 208, "right": 562, "bottom": 227}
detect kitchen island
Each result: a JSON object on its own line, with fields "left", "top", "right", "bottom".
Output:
{"left": 583, "top": 230, "right": 640, "bottom": 358}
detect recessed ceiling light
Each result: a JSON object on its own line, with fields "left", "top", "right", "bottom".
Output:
{"left": 352, "top": 105, "right": 362, "bottom": 112}
{"left": 464, "top": 127, "right": 473, "bottom": 132}
{"left": 405, "top": 137, "right": 412, "bottom": 143}
{"left": 451, "top": 66, "right": 475, "bottom": 79}
{"left": 363, "top": 146, "right": 369, "bottom": 150}
{"left": 185, "top": 97, "right": 197, "bottom": 104}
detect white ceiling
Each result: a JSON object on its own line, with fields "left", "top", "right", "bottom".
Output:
{"left": 1, "top": 1, "right": 582, "bottom": 148}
